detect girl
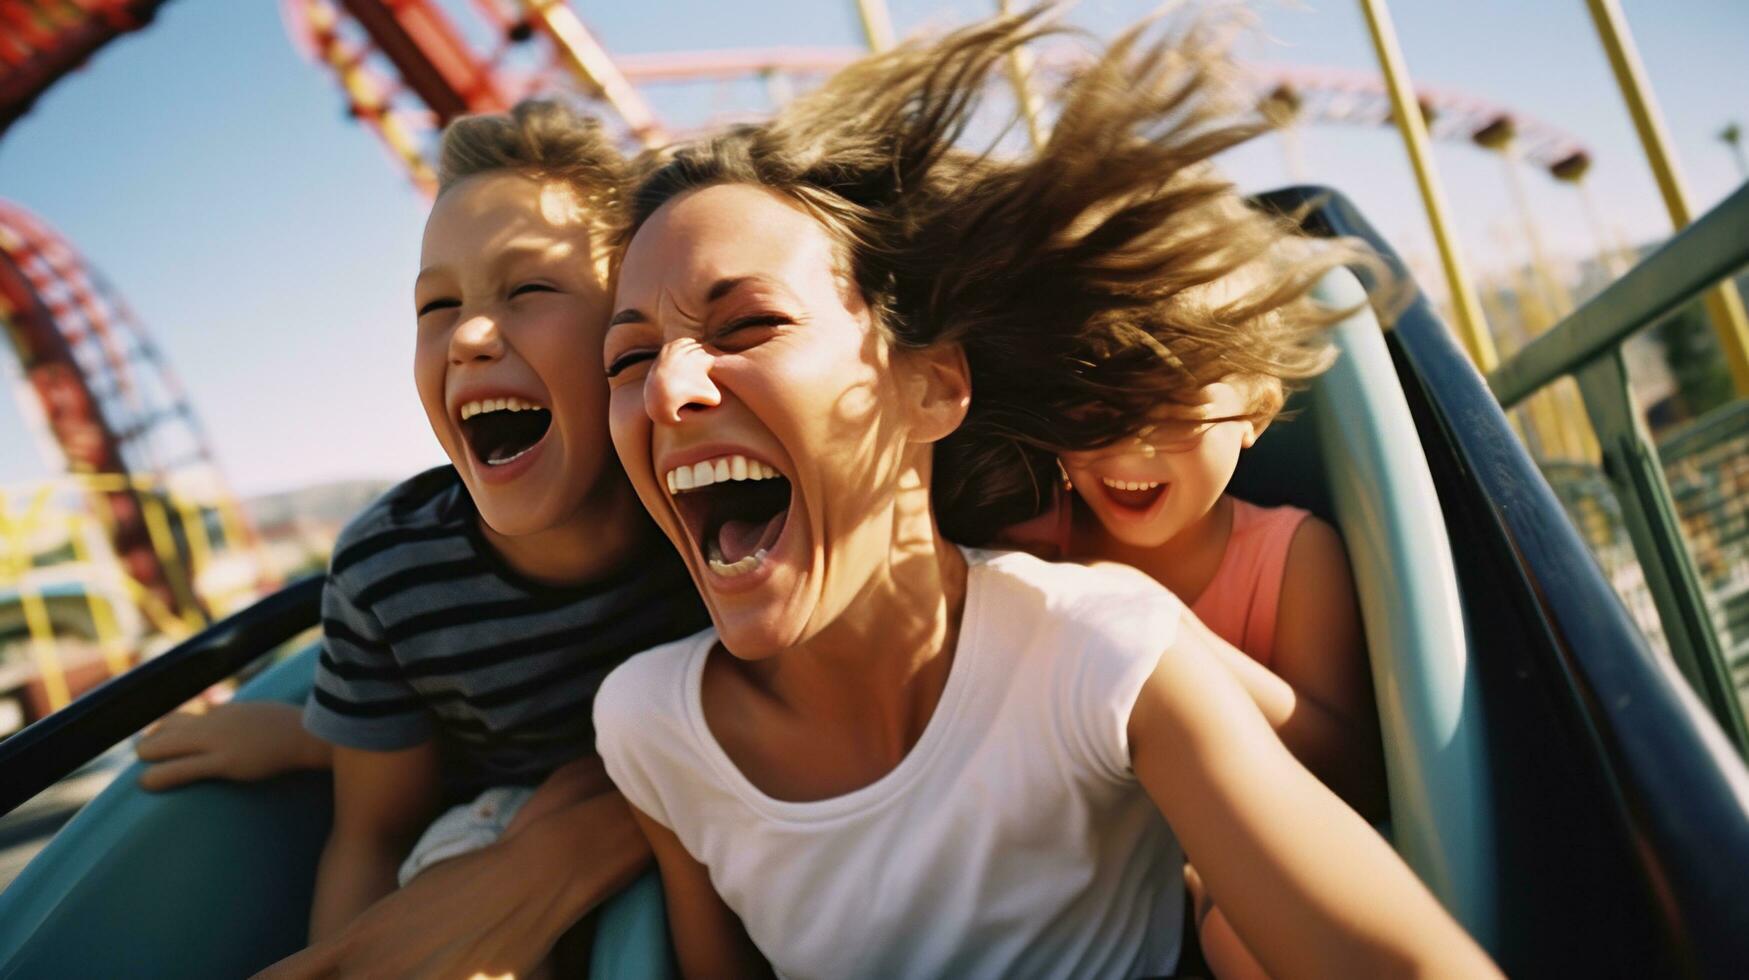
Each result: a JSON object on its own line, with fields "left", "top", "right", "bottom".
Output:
{"left": 593, "top": 10, "right": 1495, "bottom": 978}
{"left": 995, "top": 265, "right": 1384, "bottom": 817}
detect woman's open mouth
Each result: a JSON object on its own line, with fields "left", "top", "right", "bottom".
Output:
{"left": 1098, "top": 476, "right": 1167, "bottom": 513}
{"left": 664, "top": 454, "right": 792, "bottom": 579}
{"left": 459, "top": 397, "right": 553, "bottom": 467}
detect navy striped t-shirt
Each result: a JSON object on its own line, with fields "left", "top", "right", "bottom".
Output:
{"left": 302, "top": 466, "right": 710, "bottom": 800}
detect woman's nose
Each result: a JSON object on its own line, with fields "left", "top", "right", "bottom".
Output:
{"left": 644, "top": 339, "right": 721, "bottom": 423}
{"left": 449, "top": 314, "right": 504, "bottom": 364}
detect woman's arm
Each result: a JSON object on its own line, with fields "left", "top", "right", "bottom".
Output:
{"left": 630, "top": 804, "right": 772, "bottom": 979}
{"left": 1129, "top": 625, "right": 1498, "bottom": 979}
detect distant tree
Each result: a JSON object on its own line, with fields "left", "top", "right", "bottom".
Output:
{"left": 1653, "top": 299, "right": 1735, "bottom": 420}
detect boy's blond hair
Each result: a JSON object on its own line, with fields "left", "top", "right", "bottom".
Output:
{"left": 437, "top": 99, "right": 631, "bottom": 253}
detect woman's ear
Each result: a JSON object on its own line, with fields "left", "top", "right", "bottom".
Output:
{"left": 903, "top": 343, "right": 972, "bottom": 445}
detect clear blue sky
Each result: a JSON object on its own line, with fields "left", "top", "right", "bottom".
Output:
{"left": 1, "top": 0, "right": 1745, "bottom": 496}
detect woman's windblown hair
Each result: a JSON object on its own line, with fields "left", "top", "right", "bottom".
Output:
{"left": 621, "top": 4, "right": 1376, "bottom": 544}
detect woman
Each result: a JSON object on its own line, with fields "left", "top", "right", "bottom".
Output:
{"left": 593, "top": 10, "right": 1497, "bottom": 978}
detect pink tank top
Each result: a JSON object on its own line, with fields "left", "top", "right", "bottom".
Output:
{"left": 1189, "top": 499, "right": 1310, "bottom": 668}
{"left": 992, "top": 494, "right": 1309, "bottom": 666}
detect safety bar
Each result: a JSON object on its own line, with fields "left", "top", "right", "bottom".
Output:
{"left": 0, "top": 576, "right": 321, "bottom": 816}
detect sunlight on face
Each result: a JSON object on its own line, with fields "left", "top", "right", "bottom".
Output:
{"left": 412, "top": 171, "right": 617, "bottom": 538}
{"left": 604, "top": 183, "right": 942, "bottom": 658}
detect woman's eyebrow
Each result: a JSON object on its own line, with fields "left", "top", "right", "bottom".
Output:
{"left": 608, "top": 308, "right": 648, "bottom": 327}
{"left": 706, "top": 274, "right": 793, "bottom": 303}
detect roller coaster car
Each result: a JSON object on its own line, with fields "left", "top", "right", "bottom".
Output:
{"left": 1, "top": 189, "right": 1746, "bottom": 979}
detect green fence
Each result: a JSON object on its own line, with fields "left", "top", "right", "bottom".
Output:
{"left": 1489, "top": 179, "right": 1749, "bottom": 755}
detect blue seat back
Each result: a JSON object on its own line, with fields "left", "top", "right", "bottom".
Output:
{"left": 1234, "top": 268, "right": 1498, "bottom": 948}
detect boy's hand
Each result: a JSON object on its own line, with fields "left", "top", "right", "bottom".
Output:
{"left": 137, "top": 701, "right": 330, "bottom": 790}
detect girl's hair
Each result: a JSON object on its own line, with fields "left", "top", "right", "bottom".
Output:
{"left": 437, "top": 98, "right": 631, "bottom": 245}
{"left": 621, "top": 6, "right": 1372, "bottom": 544}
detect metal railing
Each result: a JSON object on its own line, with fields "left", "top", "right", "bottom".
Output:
{"left": 1488, "top": 180, "right": 1749, "bottom": 753}
{"left": 0, "top": 576, "right": 321, "bottom": 816}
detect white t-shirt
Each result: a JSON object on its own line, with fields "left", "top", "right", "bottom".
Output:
{"left": 594, "top": 549, "right": 1187, "bottom": 980}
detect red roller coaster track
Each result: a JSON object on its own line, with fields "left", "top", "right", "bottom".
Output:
{"left": 0, "top": 200, "right": 211, "bottom": 618}
{"left": 0, "top": 0, "right": 171, "bottom": 137}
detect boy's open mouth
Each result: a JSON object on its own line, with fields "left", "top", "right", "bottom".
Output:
{"left": 1099, "top": 476, "right": 1167, "bottom": 512}
{"left": 459, "top": 397, "right": 552, "bottom": 467}
{"left": 665, "top": 454, "right": 792, "bottom": 578}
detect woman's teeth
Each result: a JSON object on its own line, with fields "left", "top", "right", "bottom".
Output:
{"left": 665, "top": 454, "right": 782, "bottom": 493}
{"left": 487, "top": 444, "right": 536, "bottom": 467}
{"left": 1101, "top": 477, "right": 1162, "bottom": 491}
{"left": 706, "top": 541, "right": 768, "bottom": 577}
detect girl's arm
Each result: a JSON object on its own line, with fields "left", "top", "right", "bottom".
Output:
{"left": 1128, "top": 625, "right": 1498, "bottom": 979}
{"left": 629, "top": 805, "right": 772, "bottom": 979}
{"left": 1189, "top": 614, "right": 1383, "bottom": 818}
{"left": 1270, "top": 516, "right": 1386, "bottom": 817}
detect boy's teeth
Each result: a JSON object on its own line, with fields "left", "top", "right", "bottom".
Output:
{"left": 459, "top": 396, "right": 545, "bottom": 420}
{"left": 1101, "top": 477, "right": 1162, "bottom": 492}
{"left": 706, "top": 540, "right": 768, "bottom": 577}
{"left": 664, "top": 454, "right": 782, "bottom": 495}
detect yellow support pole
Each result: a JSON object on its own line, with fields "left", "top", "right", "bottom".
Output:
{"left": 0, "top": 490, "right": 72, "bottom": 710}
{"left": 996, "top": 0, "right": 1047, "bottom": 149}
{"left": 175, "top": 497, "right": 213, "bottom": 589}
{"left": 1357, "top": 0, "right": 1498, "bottom": 372}
{"left": 1586, "top": 0, "right": 1749, "bottom": 395}
{"left": 855, "top": 0, "right": 895, "bottom": 52}
{"left": 65, "top": 513, "right": 131, "bottom": 677}
{"left": 137, "top": 489, "right": 203, "bottom": 631}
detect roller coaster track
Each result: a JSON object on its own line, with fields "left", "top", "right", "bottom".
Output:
{"left": 0, "top": 201, "right": 217, "bottom": 619}
{"left": 0, "top": 0, "right": 172, "bottom": 138}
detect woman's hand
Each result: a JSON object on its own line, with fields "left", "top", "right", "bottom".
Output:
{"left": 1129, "top": 622, "right": 1500, "bottom": 979}
{"left": 136, "top": 701, "right": 330, "bottom": 790}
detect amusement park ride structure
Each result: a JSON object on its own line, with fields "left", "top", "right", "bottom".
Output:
{"left": 0, "top": 1, "right": 1743, "bottom": 724}
{"left": 5, "top": 5, "right": 1749, "bottom": 975}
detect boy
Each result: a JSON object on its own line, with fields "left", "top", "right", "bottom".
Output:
{"left": 138, "top": 100, "right": 707, "bottom": 965}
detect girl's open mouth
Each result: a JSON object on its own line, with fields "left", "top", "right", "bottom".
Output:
{"left": 665, "top": 454, "right": 793, "bottom": 579}
{"left": 1098, "top": 476, "right": 1167, "bottom": 513}
{"left": 459, "top": 397, "right": 552, "bottom": 467}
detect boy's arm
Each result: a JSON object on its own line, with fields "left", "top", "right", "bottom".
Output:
{"left": 260, "top": 774, "right": 655, "bottom": 979}
{"left": 1128, "top": 626, "right": 1499, "bottom": 979}
{"left": 631, "top": 804, "right": 772, "bottom": 979}
{"left": 137, "top": 702, "right": 331, "bottom": 791}
{"left": 308, "top": 742, "right": 444, "bottom": 941}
